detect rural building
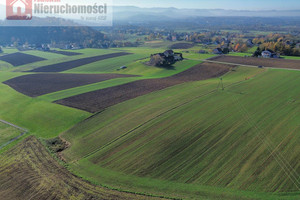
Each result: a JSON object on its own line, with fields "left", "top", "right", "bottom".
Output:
{"left": 213, "top": 48, "right": 223, "bottom": 54}
{"left": 261, "top": 50, "right": 279, "bottom": 58}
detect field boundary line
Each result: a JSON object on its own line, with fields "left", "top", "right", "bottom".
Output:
{"left": 0, "top": 119, "right": 29, "bottom": 150}
{"left": 190, "top": 58, "right": 300, "bottom": 71}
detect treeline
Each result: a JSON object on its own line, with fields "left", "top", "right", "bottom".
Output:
{"left": 0, "top": 26, "right": 106, "bottom": 48}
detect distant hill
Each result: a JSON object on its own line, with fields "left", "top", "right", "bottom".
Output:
{"left": 113, "top": 6, "right": 300, "bottom": 22}
{"left": 0, "top": 17, "right": 105, "bottom": 46}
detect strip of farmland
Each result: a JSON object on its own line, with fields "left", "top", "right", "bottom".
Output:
{"left": 28, "top": 52, "right": 132, "bottom": 72}
{"left": 48, "top": 50, "right": 83, "bottom": 56}
{"left": 208, "top": 55, "right": 300, "bottom": 69}
{"left": 0, "top": 52, "right": 46, "bottom": 66}
{"left": 55, "top": 62, "right": 232, "bottom": 113}
{"left": 3, "top": 73, "right": 138, "bottom": 97}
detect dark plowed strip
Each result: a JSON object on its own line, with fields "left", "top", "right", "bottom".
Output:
{"left": 55, "top": 62, "right": 232, "bottom": 113}
{"left": 3, "top": 73, "right": 139, "bottom": 97}
{"left": 0, "top": 136, "right": 164, "bottom": 200}
{"left": 28, "top": 52, "right": 132, "bottom": 72}
{"left": 49, "top": 50, "right": 83, "bottom": 56}
{"left": 208, "top": 55, "right": 300, "bottom": 70}
{"left": 0, "top": 52, "right": 46, "bottom": 67}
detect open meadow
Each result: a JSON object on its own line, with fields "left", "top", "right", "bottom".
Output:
{"left": 62, "top": 67, "right": 300, "bottom": 199}
{"left": 0, "top": 46, "right": 299, "bottom": 200}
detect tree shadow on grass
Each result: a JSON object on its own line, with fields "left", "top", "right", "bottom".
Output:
{"left": 154, "top": 65, "right": 176, "bottom": 70}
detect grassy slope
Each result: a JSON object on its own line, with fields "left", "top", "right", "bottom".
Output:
{"left": 61, "top": 67, "right": 300, "bottom": 199}
{"left": 65, "top": 51, "right": 150, "bottom": 73}
{"left": 0, "top": 60, "right": 13, "bottom": 71}
{"left": 281, "top": 56, "right": 300, "bottom": 60}
{"left": 23, "top": 50, "right": 67, "bottom": 60}
{"left": 0, "top": 121, "right": 21, "bottom": 147}
{"left": 64, "top": 46, "right": 205, "bottom": 74}
{"left": 0, "top": 48, "right": 203, "bottom": 139}
{"left": 0, "top": 47, "right": 299, "bottom": 199}
{"left": 1, "top": 48, "right": 19, "bottom": 54}
{"left": 0, "top": 72, "right": 90, "bottom": 139}
{"left": 62, "top": 67, "right": 261, "bottom": 161}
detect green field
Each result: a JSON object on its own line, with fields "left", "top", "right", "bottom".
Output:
{"left": 61, "top": 66, "right": 300, "bottom": 199}
{"left": 0, "top": 121, "right": 22, "bottom": 147}
{"left": 0, "top": 48, "right": 202, "bottom": 144}
{"left": 0, "top": 72, "right": 90, "bottom": 139}
{"left": 23, "top": 50, "right": 67, "bottom": 60}
{"left": 66, "top": 53, "right": 150, "bottom": 73}
{"left": 0, "top": 47, "right": 299, "bottom": 200}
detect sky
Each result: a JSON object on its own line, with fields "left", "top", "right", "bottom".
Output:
{"left": 113, "top": 0, "right": 300, "bottom": 10}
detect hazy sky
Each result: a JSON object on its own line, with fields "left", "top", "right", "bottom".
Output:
{"left": 114, "top": 0, "right": 300, "bottom": 10}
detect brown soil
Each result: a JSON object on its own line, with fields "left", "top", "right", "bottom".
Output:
{"left": 28, "top": 52, "right": 132, "bottom": 72}
{"left": 55, "top": 62, "right": 232, "bottom": 113}
{"left": 0, "top": 52, "right": 46, "bottom": 66}
{"left": 49, "top": 50, "right": 83, "bottom": 56}
{"left": 0, "top": 136, "right": 165, "bottom": 200}
{"left": 208, "top": 55, "right": 300, "bottom": 69}
{"left": 3, "top": 73, "right": 138, "bottom": 97}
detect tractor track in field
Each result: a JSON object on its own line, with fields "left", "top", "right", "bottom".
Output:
{"left": 74, "top": 68, "right": 267, "bottom": 163}
{"left": 0, "top": 119, "right": 28, "bottom": 150}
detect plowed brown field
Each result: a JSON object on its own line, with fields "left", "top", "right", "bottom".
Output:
{"left": 55, "top": 62, "right": 232, "bottom": 113}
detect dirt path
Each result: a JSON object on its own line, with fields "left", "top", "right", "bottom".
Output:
{"left": 204, "top": 59, "right": 300, "bottom": 71}
{"left": 0, "top": 119, "right": 28, "bottom": 150}
{"left": 197, "top": 55, "right": 300, "bottom": 71}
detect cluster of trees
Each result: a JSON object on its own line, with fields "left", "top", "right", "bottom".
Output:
{"left": 260, "top": 42, "right": 300, "bottom": 56}
{"left": 0, "top": 46, "right": 2, "bottom": 53}
{"left": 232, "top": 42, "right": 249, "bottom": 53}
{"left": 145, "top": 33, "right": 164, "bottom": 41}
{"left": 252, "top": 33, "right": 300, "bottom": 56}
{"left": 149, "top": 51, "right": 183, "bottom": 67}
{"left": 0, "top": 27, "right": 106, "bottom": 48}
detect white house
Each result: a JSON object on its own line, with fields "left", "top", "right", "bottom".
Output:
{"left": 261, "top": 51, "right": 272, "bottom": 58}
{"left": 261, "top": 51, "right": 279, "bottom": 58}
{"left": 10, "top": 0, "right": 28, "bottom": 14}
